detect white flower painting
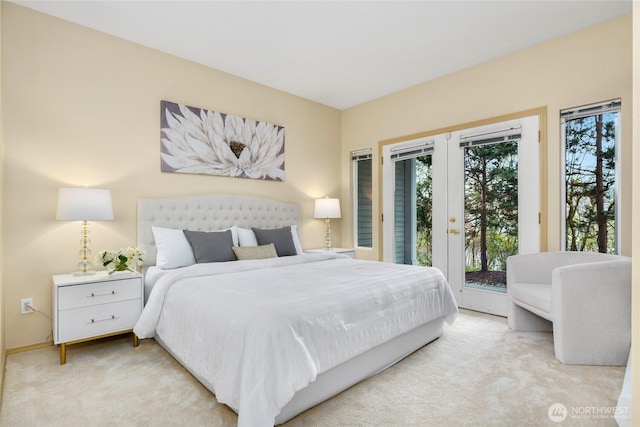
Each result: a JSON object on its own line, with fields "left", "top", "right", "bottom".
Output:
{"left": 160, "top": 100, "right": 285, "bottom": 181}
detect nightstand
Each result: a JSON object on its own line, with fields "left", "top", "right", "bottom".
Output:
{"left": 52, "top": 271, "right": 143, "bottom": 364}
{"left": 306, "top": 247, "right": 356, "bottom": 259}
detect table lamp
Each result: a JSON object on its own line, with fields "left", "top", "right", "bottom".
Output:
{"left": 314, "top": 197, "right": 341, "bottom": 251}
{"left": 56, "top": 188, "right": 114, "bottom": 275}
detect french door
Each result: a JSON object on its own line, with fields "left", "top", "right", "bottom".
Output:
{"left": 382, "top": 115, "right": 540, "bottom": 316}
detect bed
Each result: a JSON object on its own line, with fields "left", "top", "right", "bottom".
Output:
{"left": 133, "top": 194, "right": 458, "bottom": 426}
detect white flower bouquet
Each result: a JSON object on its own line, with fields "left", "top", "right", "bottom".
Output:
{"left": 97, "top": 247, "right": 145, "bottom": 274}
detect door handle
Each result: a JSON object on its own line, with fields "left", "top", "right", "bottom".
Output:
{"left": 449, "top": 229, "right": 460, "bottom": 235}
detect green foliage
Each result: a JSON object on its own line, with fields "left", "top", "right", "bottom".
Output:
{"left": 416, "top": 228, "right": 432, "bottom": 266}
{"left": 416, "top": 156, "right": 433, "bottom": 266}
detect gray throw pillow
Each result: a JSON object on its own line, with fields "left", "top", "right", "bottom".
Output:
{"left": 183, "top": 229, "right": 236, "bottom": 263}
{"left": 252, "top": 226, "right": 297, "bottom": 257}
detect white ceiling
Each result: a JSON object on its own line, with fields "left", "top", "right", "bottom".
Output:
{"left": 12, "top": 1, "right": 632, "bottom": 110}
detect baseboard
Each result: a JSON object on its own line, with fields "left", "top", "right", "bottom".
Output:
{"left": 5, "top": 341, "right": 53, "bottom": 356}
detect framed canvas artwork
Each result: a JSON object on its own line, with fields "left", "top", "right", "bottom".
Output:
{"left": 160, "top": 100, "right": 285, "bottom": 181}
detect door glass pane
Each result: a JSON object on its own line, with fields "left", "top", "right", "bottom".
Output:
{"left": 416, "top": 155, "right": 433, "bottom": 266}
{"left": 564, "top": 112, "right": 618, "bottom": 253}
{"left": 464, "top": 141, "right": 518, "bottom": 293}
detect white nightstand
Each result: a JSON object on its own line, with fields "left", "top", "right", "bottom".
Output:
{"left": 52, "top": 271, "right": 143, "bottom": 364}
{"left": 306, "top": 247, "right": 356, "bottom": 259}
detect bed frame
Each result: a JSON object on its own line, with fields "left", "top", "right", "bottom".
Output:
{"left": 137, "top": 194, "right": 446, "bottom": 424}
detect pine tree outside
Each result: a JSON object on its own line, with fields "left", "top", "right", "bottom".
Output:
{"left": 463, "top": 141, "right": 518, "bottom": 292}
{"left": 564, "top": 112, "right": 618, "bottom": 254}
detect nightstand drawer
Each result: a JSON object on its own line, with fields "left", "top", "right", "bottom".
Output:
{"left": 58, "top": 278, "right": 141, "bottom": 310}
{"left": 57, "top": 299, "right": 142, "bottom": 343}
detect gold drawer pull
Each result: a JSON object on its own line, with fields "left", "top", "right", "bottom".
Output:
{"left": 89, "top": 315, "right": 118, "bottom": 323}
{"left": 88, "top": 290, "right": 117, "bottom": 298}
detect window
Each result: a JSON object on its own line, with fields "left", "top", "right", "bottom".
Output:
{"left": 352, "top": 149, "right": 373, "bottom": 248}
{"left": 389, "top": 140, "right": 434, "bottom": 265}
{"left": 561, "top": 99, "right": 620, "bottom": 253}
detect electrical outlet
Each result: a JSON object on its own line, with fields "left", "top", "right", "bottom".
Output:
{"left": 21, "top": 298, "right": 33, "bottom": 314}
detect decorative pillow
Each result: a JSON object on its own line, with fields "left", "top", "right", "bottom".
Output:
{"left": 232, "top": 243, "right": 278, "bottom": 260}
{"left": 183, "top": 229, "right": 236, "bottom": 263}
{"left": 252, "top": 226, "right": 297, "bottom": 257}
{"left": 152, "top": 226, "right": 196, "bottom": 269}
{"left": 239, "top": 225, "right": 303, "bottom": 255}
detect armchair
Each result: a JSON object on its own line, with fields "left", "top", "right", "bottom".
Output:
{"left": 507, "top": 251, "right": 631, "bottom": 366}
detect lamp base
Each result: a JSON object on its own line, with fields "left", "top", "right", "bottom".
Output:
{"left": 73, "top": 270, "right": 96, "bottom": 276}
{"left": 324, "top": 217, "right": 332, "bottom": 251}
{"left": 76, "top": 220, "right": 95, "bottom": 276}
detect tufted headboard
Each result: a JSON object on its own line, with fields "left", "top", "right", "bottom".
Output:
{"left": 137, "top": 194, "right": 301, "bottom": 266}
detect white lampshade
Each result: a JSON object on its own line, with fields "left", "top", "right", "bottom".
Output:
{"left": 56, "top": 188, "right": 114, "bottom": 221}
{"left": 314, "top": 197, "right": 341, "bottom": 219}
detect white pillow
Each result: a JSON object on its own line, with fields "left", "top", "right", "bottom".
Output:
{"left": 226, "top": 225, "right": 239, "bottom": 246}
{"left": 238, "top": 225, "right": 303, "bottom": 255}
{"left": 152, "top": 226, "right": 196, "bottom": 269}
{"left": 237, "top": 227, "right": 258, "bottom": 246}
{"left": 290, "top": 225, "right": 304, "bottom": 255}
{"left": 152, "top": 226, "right": 239, "bottom": 269}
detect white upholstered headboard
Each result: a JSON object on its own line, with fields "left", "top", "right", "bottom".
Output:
{"left": 138, "top": 194, "right": 302, "bottom": 266}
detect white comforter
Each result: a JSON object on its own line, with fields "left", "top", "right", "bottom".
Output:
{"left": 134, "top": 253, "right": 457, "bottom": 427}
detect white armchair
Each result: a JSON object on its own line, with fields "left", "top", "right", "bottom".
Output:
{"left": 507, "top": 251, "right": 631, "bottom": 366}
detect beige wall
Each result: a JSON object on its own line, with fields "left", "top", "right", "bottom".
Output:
{"left": 631, "top": 0, "right": 639, "bottom": 416}
{"left": 341, "top": 14, "right": 633, "bottom": 261}
{"left": 1, "top": 4, "right": 341, "bottom": 349}
{"left": 0, "top": 0, "right": 5, "bottom": 398}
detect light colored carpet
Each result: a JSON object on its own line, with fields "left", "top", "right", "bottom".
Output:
{"left": 0, "top": 310, "right": 625, "bottom": 426}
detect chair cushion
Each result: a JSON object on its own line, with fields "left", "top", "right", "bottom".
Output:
{"left": 510, "top": 282, "right": 552, "bottom": 320}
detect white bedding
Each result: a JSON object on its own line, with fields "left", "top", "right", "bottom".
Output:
{"left": 141, "top": 266, "right": 170, "bottom": 303}
{"left": 134, "top": 253, "right": 457, "bottom": 427}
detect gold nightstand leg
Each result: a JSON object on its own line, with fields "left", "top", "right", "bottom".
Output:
{"left": 133, "top": 334, "right": 139, "bottom": 347}
{"left": 60, "top": 343, "right": 67, "bottom": 365}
